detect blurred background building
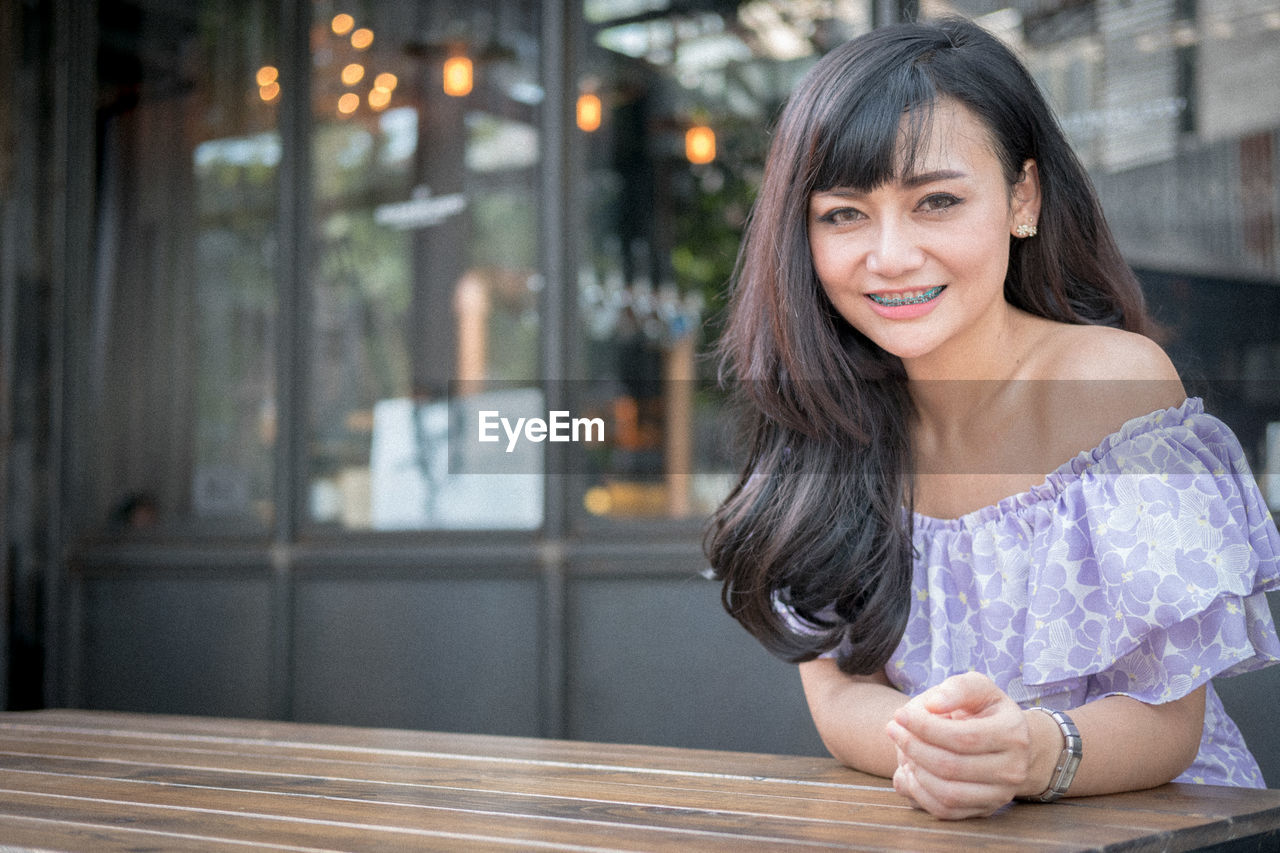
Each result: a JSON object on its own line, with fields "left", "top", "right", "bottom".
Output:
{"left": 2, "top": 0, "right": 1279, "bottom": 780}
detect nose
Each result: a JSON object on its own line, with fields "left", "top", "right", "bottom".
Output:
{"left": 865, "top": 220, "right": 925, "bottom": 278}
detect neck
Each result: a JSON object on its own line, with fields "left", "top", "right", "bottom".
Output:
{"left": 903, "top": 301, "right": 1039, "bottom": 429}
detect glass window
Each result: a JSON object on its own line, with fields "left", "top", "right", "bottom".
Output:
{"left": 78, "top": 0, "right": 1280, "bottom": 537}
{"left": 89, "top": 0, "right": 279, "bottom": 535}
{"left": 572, "top": 1, "right": 873, "bottom": 522}
{"left": 304, "top": 1, "right": 544, "bottom": 531}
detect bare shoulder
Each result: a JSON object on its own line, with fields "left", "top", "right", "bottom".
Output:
{"left": 1035, "top": 324, "right": 1181, "bottom": 384}
{"left": 1021, "top": 323, "right": 1186, "bottom": 459}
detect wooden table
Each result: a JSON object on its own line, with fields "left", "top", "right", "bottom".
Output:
{"left": 0, "top": 710, "right": 1277, "bottom": 851}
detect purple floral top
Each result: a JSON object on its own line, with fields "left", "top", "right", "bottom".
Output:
{"left": 816, "top": 398, "right": 1280, "bottom": 787}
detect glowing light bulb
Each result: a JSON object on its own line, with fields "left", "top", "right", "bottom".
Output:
{"left": 373, "top": 72, "right": 398, "bottom": 92}
{"left": 337, "top": 92, "right": 360, "bottom": 115}
{"left": 341, "top": 63, "right": 365, "bottom": 86}
{"left": 576, "top": 92, "right": 602, "bottom": 132}
{"left": 443, "top": 55, "right": 473, "bottom": 97}
{"left": 584, "top": 486, "right": 613, "bottom": 516}
{"left": 351, "top": 28, "right": 374, "bottom": 50}
{"left": 685, "top": 125, "right": 715, "bottom": 164}
{"left": 256, "top": 65, "right": 278, "bottom": 87}
{"left": 368, "top": 87, "right": 391, "bottom": 110}
{"left": 259, "top": 81, "right": 280, "bottom": 102}
{"left": 331, "top": 13, "right": 354, "bottom": 36}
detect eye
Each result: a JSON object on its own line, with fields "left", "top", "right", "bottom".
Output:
{"left": 816, "top": 206, "right": 864, "bottom": 225}
{"left": 918, "top": 193, "right": 962, "bottom": 212}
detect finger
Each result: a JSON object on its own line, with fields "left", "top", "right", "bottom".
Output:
{"left": 899, "top": 758, "right": 1014, "bottom": 821}
{"left": 895, "top": 730, "right": 1028, "bottom": 787}
{"left": 892, "top": 763, "right": 923, "bottom": 812}
{"left": 894, "top": 706, "right": 1028, "bottom": 755}
{"left": 918, "top": 672, "right": 1002, "bottom": 716}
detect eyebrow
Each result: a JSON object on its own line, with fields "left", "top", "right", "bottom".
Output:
{"left": 901, "top": 169, "right": 967, "bottom": 188}
{"left": 815, "top": 170, "right": 968, "bottom": 197}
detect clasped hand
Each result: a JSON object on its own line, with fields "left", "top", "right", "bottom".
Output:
{"left": 885, "top": 671, "right": 1039, "bottom": 820}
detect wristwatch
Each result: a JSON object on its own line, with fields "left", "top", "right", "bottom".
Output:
{"left": 1022, "top": 706, "right": 1082, "bottom": 803}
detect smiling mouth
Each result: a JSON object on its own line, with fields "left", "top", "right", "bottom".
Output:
{"left": 868, "top": 285, "right": 946, "bottom": 307}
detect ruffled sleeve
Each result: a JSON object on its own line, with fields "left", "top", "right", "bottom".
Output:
{"left": 1019, "top": 399, "right": 1280, "bottom": 704}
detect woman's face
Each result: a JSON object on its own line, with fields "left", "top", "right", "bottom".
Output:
{"left": 807, "top": 99, "right": 1040, "bottom": 372}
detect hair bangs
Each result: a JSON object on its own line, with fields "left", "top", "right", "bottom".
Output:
{"left": 810, "top": 63, "right": 939, "bottom": 194}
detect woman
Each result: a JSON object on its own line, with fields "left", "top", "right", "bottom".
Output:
{"left": 706, "top": 17, "right": 1280, "bottom": 820}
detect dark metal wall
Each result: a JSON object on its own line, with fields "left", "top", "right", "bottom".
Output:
{"left": 2, "top": 0, "right": 62, "bottom": 714}
{"left": 67, "top": 543, "right": 827, "bottom": 758}
{"left": 0, "top": 0, "right": 14, "bottom": 716}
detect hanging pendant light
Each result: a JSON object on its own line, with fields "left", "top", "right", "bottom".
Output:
{"left": 443, "top": 54, "right": 473, "bottom": 97}
{"left": 685, "top": 124, "right": 715, "bottom": 164}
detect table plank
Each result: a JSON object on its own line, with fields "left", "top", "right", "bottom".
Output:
{"left": 0, "top": 709, "right": 852, "bottom": 782}
{"left": 0, "top": 710, "right": 1276, "bottom": 853}
{"left": 0, "top": 814, "right": 342, "bottom": 852}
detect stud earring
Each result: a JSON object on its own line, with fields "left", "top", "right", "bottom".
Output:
{"left": 1015, "top": 223, "right": 1038, "bottom": 238}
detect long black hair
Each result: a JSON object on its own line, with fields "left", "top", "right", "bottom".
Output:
{"left": 705, "top": 17, "right": 1152, "bottom": 675}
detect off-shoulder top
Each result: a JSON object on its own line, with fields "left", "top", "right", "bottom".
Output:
{"left": 816, "top": 398, "right": 1280, "bottom": 786}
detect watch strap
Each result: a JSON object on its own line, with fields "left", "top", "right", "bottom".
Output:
{"left": 1022, "top": 706, "right": 1082, "bottom": 803}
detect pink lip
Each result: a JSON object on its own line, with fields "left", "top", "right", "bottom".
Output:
{"left": 865, "top": 286, "right": 947, "bottom": 320}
